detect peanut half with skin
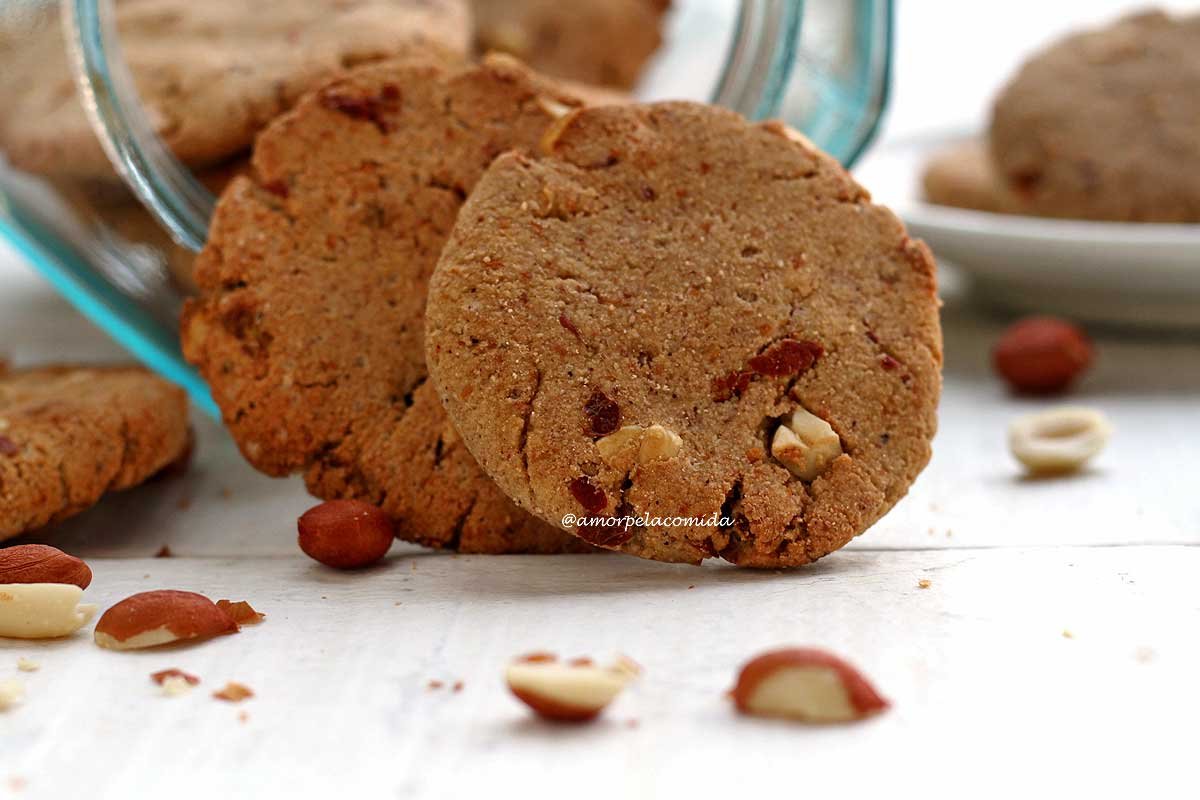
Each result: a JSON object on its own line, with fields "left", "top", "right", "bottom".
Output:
{"left": 506, "top": 653, "right": 641, "bottom": 722}
{"left": 730, "top": 647, "right": 889, "bottom": 723}
{"left": 94, "top": 590, "right": 239, "bottom": 651}
{"left": 0, "top": 545, "right": 97, "bottom": 639}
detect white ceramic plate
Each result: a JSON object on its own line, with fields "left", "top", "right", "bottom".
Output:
{"left": 852, "top": 132, "right": 1200, "bottom": 329}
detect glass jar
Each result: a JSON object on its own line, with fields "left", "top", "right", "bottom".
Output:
{"left": 0, "top": 0, "right": 892, "bottom": 413}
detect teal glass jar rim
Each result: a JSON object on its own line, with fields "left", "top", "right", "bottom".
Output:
{"left": 4, "top": 0, "right": 892, "bottom": 416}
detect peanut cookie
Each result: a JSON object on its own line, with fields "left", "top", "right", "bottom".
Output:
{"left": 921, "top": 139, "right": 1023, "bottom": 215}
{"left": 52, "top": 158, "right": 250, "bottom": 294}
{"left": 0, "top": 366, "right": 191, "bottom": 540}
{"left": 0, "top": 0, "right": 469, "bottom": 180}
{"left": 425, "top": 103, "right": 942, "bottom": 566}
{"left": 181, "top": 55, "right": 607, "bottom": 554}
{"left": 471, "top": 0, "right": 669, "bottom": 88}
{"left": 990, "top": 10, "right": 1200, "bottom": 222}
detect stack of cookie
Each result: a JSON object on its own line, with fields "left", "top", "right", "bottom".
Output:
{"left": 3, "top": 1, "right": 944, "bottom": 567}
{"left": 923, "top": 10, "right": 1200, "bottom": 223}
{"left": 0, "top": 0, "right": 667, "bottom": 291}
{"left": 181, "top": 55, "right": 942, "bottom": 566}
{"left": 0, "top": 0, "right": 668, "bottom": 543}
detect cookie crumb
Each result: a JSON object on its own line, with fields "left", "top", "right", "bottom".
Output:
{"left": 176, "top": 496, "right": 193, "bottom": 511}
{"left": 1061, "top": 629, "right": 1075, "bottom": 640}
{"left": 213, "top": 682, "right": 254, "bottom": 702}
{"left": 161, "top": 676, "right": 194, "bottom": 697}
{"left": 917, "top": 579, "right": 931, "bottom": 589}
{"left": 15, "top": 658, "right": 39, "bottom": 673}
{"left": 427, "top": 679, "right": 444, "bottom": 690}
{"left": 155, "top": 545, "right": 173, "bottom": 558}
{"left": 220, "top": 487, "right": 233, "bottom": 500}
{"left": 238, "top": 710, "right": 250, "bottom": 723}
{"left": 151, "top": 668, "right": 199, "bottom": 686}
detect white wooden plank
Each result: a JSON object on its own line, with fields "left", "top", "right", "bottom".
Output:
{"left": 0, "top": 547, "right": 1194, "bottom": 799}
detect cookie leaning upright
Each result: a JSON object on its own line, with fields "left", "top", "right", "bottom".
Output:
{"left": 989, "top": 10, "right": 1200, "bottom": 222}
{"left": 426, "top": 103, "right": 942, "bottom": 566}
{"left": 0, "top": 366, "right": 191, "bottom": 540}
{"left": 182, "top": 55, "right": 606, "bottom": 554}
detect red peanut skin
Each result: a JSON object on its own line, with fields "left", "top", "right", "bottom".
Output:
{"left": 731, "top": 647, "right": 890, "bottom": 720}
{"left": 96, "top": 590, "right": 238, "bottom": 644}
{"left": 993, "top": 317, "right": 1093, "bottom": 395}
{"left": 297, "top": 500, "right": 394, "bottom": 569}
{"left": 0, "top": 544, "right": 92, "bottom": 589}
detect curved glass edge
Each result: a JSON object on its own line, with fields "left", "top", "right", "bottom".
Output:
{"left": 66, "top": 0, "right": 214, "bottom": 253}
{"left": 0, "top": 215, "right": 219, "bottom": 419}
{"left": 758, "top": 0, "right": 892, "bottom": 168}
{"left": 839, "top": 0, "right": 892, "bottom": 166}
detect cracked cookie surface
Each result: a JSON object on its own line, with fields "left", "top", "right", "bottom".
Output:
{"left": 0, "top": 365, "right": 191, "bottom": 540}
{"left": 0, "top": 0, "right": 470, "bottom": 180}
{"left": 425, "top": 102, "right": 943, "bottom": 566}
{"left": 182, "top": 55, "right": 602, "bottom": 554}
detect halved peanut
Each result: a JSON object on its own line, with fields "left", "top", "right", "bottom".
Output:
{"left": 94, "top": 590, "right": 238, "bottom": 651}
{"left": 505, "top": 652, "right": 640, "bottom": 722}
{"left": 1009, "top": 406, "right": 1112, "bottom": 475}
{"left": 730, "top": 647, "right": 889, "bottom": 723}
{"left": 0, "top": 584, "right": 97, "bottom": 639}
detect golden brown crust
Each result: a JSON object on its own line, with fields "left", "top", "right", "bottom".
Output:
{"left": 426, "top": 103, "right": 942, "bottom": 567}
{"left": 181, "top": 55, "right": 603, "bottom": 554}
{"left": 0, "top": 366, "right": 191, "bottom": 540}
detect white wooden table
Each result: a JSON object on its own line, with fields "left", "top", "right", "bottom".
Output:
{"left": 2, "top": 226, "right": 1198, "bottom": 799}
{"left": 2, "top": 3, "right": 1199, "bottom": 795}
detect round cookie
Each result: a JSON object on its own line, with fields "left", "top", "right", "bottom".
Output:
{"left": 0, "top": 365, "right": 191, "bottom": 540}
{"left": 921, "top": 139, "right": 1024, "bottom": 215}
{"left": 470, "top": 0, "right": 669, "bottom": 88}
{"left": 989, "top": 10, "right": 1200, "bottom": 222}
{"left": 426, "top": 102, "right": 942, "bottom": 567}
{"left": 0, "top": 0, "right": 469, "bottom": 180}
{"left": 181, "top": 55, "right": 607, "bottom": 554}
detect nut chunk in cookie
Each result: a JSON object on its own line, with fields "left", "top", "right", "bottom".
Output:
{"left": 426, "top": 103, "right": 942, "bottom": 567}
{"left": 181, "top": 55, "right": 607, "bottom": 554}
{"left": 0, "top": 366, "right": 191, "bottom": 540}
